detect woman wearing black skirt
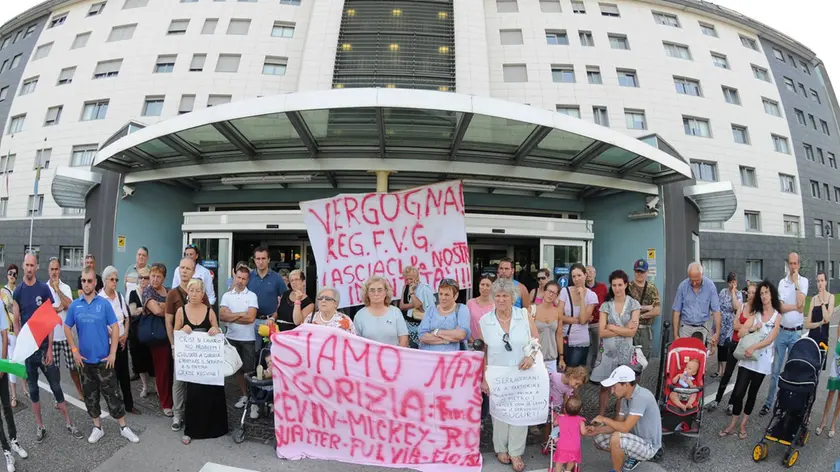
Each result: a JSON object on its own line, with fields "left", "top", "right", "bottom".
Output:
{"left": 175, "top": 279, "right": 228, "bottom": 445}
{"left": 128, "top": 267, "right": 155, "bottom": 397}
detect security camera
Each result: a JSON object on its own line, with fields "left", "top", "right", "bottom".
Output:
{"left": 645, "top": 196, "right": 660, "bottom": 211}
{"left": 121, "top": 185, "right": 135, "bottom": 199}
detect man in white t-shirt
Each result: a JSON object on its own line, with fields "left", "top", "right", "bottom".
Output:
{"left": 220, "top": 266, "right": 258, "bottom": 418}
{"left": 48, "top": 258, "right": 83, "bottom": 400}
{"left": 171, "top": 244, "right": 216, "bottom": 305}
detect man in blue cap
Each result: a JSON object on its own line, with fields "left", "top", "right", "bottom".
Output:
{"left": 628, "top": 259, "right": 660, "bottom": 359}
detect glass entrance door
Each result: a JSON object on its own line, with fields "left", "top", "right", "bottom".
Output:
{"left": 188, "top": 232, "right": 232, "bottom": 305}
{"left": 539, "top": 239, "right": 588, "bottom": 283}
{"left": 470, "top": 245, "right": 513, "bottom": 297}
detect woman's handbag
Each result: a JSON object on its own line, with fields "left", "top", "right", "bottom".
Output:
{"left": 733, "top": 330, "right": 766, "bottom": 361}
{"left": 631, "top": 345, "right": 648, "bottom": 369}
{"left": 137, "top": 313, "right": 168, "bottom": 345}
{"left": 221, "top": 336, "right": 243, "bottom": 377}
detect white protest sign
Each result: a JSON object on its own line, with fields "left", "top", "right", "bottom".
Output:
{"left": 300, "top": 180, "right": 471, "bottom": 307}
{"left": 485, "top": 360, "right": 549, "bottom": 426}
{"left": 174, "top": 331, "right": 225, "bottom": 386}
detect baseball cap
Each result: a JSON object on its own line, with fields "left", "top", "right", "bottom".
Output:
{"left": 633, "top": 259, "right": 649, "bottom": 272}
{"left": 600, "top": 365, "right": 636, "bottom": 387}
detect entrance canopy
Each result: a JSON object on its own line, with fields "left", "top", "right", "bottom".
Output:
{"left": 94, "top": 88, "right": 691, "bottom": 197}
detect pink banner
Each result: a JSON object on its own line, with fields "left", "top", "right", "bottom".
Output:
{"left": 271, "top": 325, "right": 483, "bottom": 471}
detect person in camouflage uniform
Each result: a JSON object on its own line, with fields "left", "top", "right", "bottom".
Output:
{"left": 628, "top": 259, "right": 661, "bottom": 359}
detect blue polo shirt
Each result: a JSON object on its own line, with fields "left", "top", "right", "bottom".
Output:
{"left": 247, "top": 269, "right": 287, "bottom": 317}
{"left": 64, "top": 295, "right": 118, "bottom": 364}
{"left": 13, "top": 280, "right": 55, "bottom": 349}
{"left": 672, "top": 276, "right": 721, "bottom": 326}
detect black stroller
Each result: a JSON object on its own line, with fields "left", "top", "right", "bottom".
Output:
{"left": 752, "top": 337, "right": 825, "bottom": 468}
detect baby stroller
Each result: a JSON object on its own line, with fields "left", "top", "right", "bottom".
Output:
{"left": 231, "top": 327, "right": 276, "bottom": 444}
{"left": 753, "top": 336, "right": 825, "bottom": 468}
{"left": 660, "top": 336, "right": 710, "bottom": 463}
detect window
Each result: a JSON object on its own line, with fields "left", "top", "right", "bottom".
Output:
{"left": 0, "top": 38, "right": 9, "bottom": 50}
{"left": 12, "top": 31, "right": 22, "bottom": 43}
{"left": 500, "top": 29, "right": 523, "bottom": 45}
{"left": 539, "top": 0, "right": 561, "bottom": 13}
{"left": 738, "top": 166, "right": 756, "bottom": 187}
{"left": 33, "top": 43, "right": 52, "bottom": 60}
{"left": 593, "top": 106, "right": 609, "bottom": 127}
{"left": 674, "top": 77, "right": 701, "bottom": 96}
{"left": 0, "top": 87, "right": 6, "bottom": 101}
{"left": 772, "top": 135, "right": 790, "bottom": 153}
{"left": 773, "top": 48, "right": 785, "bottom": 62}
{"left": 0, "top": 60, "right": 8, "bottom": 74}
{"left": 108, "top": 24, "right": 136, "bottom": 42}
{"left": 23, "top": 245, "right": 40, "bottom": 263}
{"left": 804, "top": 143, "right": 815, "bottom": 161}
{"left": 0, "top": 198, "right": 6, "bottom": 217}
{"left": 141, "top": 96, "right": 165, "bottom": 116}
{"left": 70, "top": 145, "right": 97, "bottom": 166}
{"left": 551, "top": 65, "right": 575, "bottom": 83}
{"left": 545, "top": 30, "right": 568, "bottom": 45}
{"left": 207, "top": 95, "right": 232, "bottom": 107}
{"left": 272, "top": 21, "right": 294, "bottom": 38}
{"left": 699, "top": 22, "right": 717, "bottom": 37}
{"left": 19, "top": 77, "right": 37, "bottom": 95}
{"left": 617, "top": 69, "right": 638, "bottom": 87}
{"left": 44, "top": 106, "right": 62, "bottom": 126}
{"left": 503, "top": 64, "right": 527, "bottom": 82}
{"left": 599, "top": 3, "right": 620, "bottom": 17}
{"left": 752, "top": 65, "right": 771, "bottom": 82}
{"left": 201, "top": 19, "right": 218, "bottom": 35}
{"left": 836, "top": 188, "right": 840, "bottom": 202}
{"left": 7, "top": 115, "right": 25, "bottom": 134}
{"left": 746, "top": 260, "right": 763, "bottom": 280}
{"left": 49, "top": 14, "right": 67, "bottom": 28}
{"left": 23, "top": 25, "right": 36, "bottom": 39}
{"left": 701, "top": 259, "right": 724, "bottom": 281}
{"left": 88, "top": 2, "right": 106, "bottom": 16}
{"left": 762, "top": 98, "right": 781, "bottom": 117}
{"left": 740, "top": 35, "right": 759, "bottom": 51}
{"left": 722, "top": 86, "right": 740, "bottom": 105}
{"left": 227, "top": 19, "right": 251, "bottom": 35}
{"left": 262, "top": 56, "right": 287, "bottom": 75}
{"left": 0, "top": 154, "right": 14, "bottom": 173}
{"left": 579, "top": 31, "right": 594, "bottom": 47}
{"left": 35, "top": 149, "right": 51, "bottom": 169}
{"left": 608, "top": 34, "right": 629, "bottom": 50}
{"left": 794, "top": 109, "right": 806, "bottom": 126}
{"left": 624, "top": 109, "right": 646, "bottom": 130}
{"left": 571, "top": 0, "right": 585, "bottom": 13}
{"left": 663, "top": 42, "right": 691, "bottom": 60}
{"left": 779, "top": 174, "right": 796, "bottom": 194}
{"left": 27, "top": 194, "right": 44, "bottom": 217}
{"left": 279, "top": 0, "right": 301, "bottom": 4}
{"left": 496, "top": 0, "right": 518, "bottom": 13}
{"left": 189, "top": 54, "right": 206, "bottom": 72}
{"left": 826, "top": 183, "right": 832, "bottom": 201}
{"left": 60, "top": 247, "right": 84, "bottom": 270}
{"left": 154, "top": 55, "right": 176, "bottom": 73}
{"left": 215, "top": 54, "right": 241, "bottom": 73}
{"left": 93, "top": 59, "right": 121, "bottom": 79}
{"left": 799, "top": 83, "right": 807, "bottom": 96}
{"left": 9, "top": 55, "right": 21, "bottom": 70}
{"left": 744, "top": 211, "right": 761, "bottom": 232}
{"left": 784, "top": 77, "right": 796, "bottom": 93}
{"left": 800, "top": 60, "right": 810, "bottom": 75}
{"left": 123, "top": 0, "right": 148, "bottom": 8}
{"left": 819, "top": 148, "right": 827, "bottom": 165}
{"left": 556, "top": 106, "right": 580, "bottom": 118}
{"left": 586, "top": 66, "right": 601, "bottom": 84}
{"left": 652, "top": 11, "right": 679, "bottom": 27}
{"left": 684, "top": 117, "right": 711, "bottom": 137}
{"left": 829, "top": 153, "right": 838, "bottom": 169}
{"left": 711, "top": 52, "right": 729, "bottom": 69}
{"left": 691, "top": 161, "right": 717, "bottom": 181}
{"left": 178, "top": 94, "right": 195, "bottom": 114}
{"left": 71, "top": 32, "right": 91, "bottom": 49}
{"left": 811, "top": 180, "right": 820, "bottom": 198}
{"left": 821, "top": 120, "right": 831, "bottom": 135}
{"left": 810, "top": 89, "right": 821, "bottom": 104}
{"left": 732, "top": 125, "right": 749, "bottom": 144}
{"left": 809, "top": 114, "right": 817, "bottom": 130}
{"left": 815, "top": 219, "right": 825, "bottom": 237}
{"left": 167, "top": 19, "right": 189, "bottom": 35}
{"left": 783, "top": 215, "right": 800, "bottom": 236}
{"left": 81, "top": 100, "right": 109, "bottom": 121}
{"left": 788, "top": 54, "right": 796, "bottom": 65}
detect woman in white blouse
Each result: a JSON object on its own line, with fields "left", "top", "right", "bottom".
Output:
{"left": 557, "top": 263, "right": 598, "bottom": 368}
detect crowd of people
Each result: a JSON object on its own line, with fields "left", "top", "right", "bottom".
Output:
{"left": 0, "top": 244, "right": 835, "bottom": 472}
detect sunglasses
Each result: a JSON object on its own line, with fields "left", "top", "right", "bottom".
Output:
{"left": 317, "top": 295, "right": 336, "bottom": 302}
{"left": 502, "top": 333, "right": 512, "bottom": 352}
{"left": 108, "top": 277, "right": 119, "bottom": 282}
{"left": 139, "top": 276, "right": 150, "bottom": 280}
{"left": 481, "top": 273, "right": 497, "bottom": 280}
{"left": 81, "top": 278, "right": 96, "bottom": 284}
{"left": 6, "top": 272, "right": 16, "bottom": 277}
{"left": 537, "top": 276, "right": 547, "bottom": 281}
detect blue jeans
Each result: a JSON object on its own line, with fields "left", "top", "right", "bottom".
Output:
{"left": 565, "top": 345, "right": 589, "bottom": 368}
{"left": 25, "top": 347, "right": 64, "bottom": 404}
{"left": 763, "top": 329, "right": 800, "bottom": 410}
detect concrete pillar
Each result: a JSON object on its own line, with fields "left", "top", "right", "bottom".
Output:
{"left": 374, "top": 170, "right": 391, "bottom": 192}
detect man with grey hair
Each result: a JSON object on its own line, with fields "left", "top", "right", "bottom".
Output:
{"left": 671, "top": 262, "right": 721, "bottom": 346}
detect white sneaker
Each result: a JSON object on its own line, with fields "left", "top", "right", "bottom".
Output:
{"left": 249, "top": 404, "right": 259, "bottom": 420}
{"left": 8, "top": 440, "right": 26, "bottom": 459}
{"left": 87, "top": 427, "right": 104, "bottom": 444}
{"left": 235, "top": 396, "right": 248, "bottom": 409}
{"left": 120, "top": 426, "right": 139, "bottom": 443}
{"left": 3, "top": 450, "right": 13, "bottom": 472}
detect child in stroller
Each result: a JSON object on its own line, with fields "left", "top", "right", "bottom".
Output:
{"left": 660, "top": 336, "right": 711, "bottom": 463}
{"left": 668, "top": 359, "right": 700, "bottom": 411}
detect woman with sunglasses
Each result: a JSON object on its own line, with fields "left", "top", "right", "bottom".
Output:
{"left": 529, "top": 269, "right": 553, "bottom": 305}
{"left": 128, "top": 267, "right": 154, "bottom": 398}
{"left": 417, "top": 279, "right": 470, "bottom": 352}
{"left": 354, "top": 277, "right": 408, "bottom": 347}
{"left": 304, "top": 288, "right": 356, "bottom": 334}
{"left": 479, "top": 277, "right": 539, "bottom": 472}
{"left": 0, "top": 265, "right": 20, "bottom": 407}
{"left": 467, "top": 274, "right": 495, "bottom": 342}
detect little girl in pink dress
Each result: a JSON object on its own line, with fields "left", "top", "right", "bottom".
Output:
{"left": 553, "top": 396, "right": 587, "bottom": 472}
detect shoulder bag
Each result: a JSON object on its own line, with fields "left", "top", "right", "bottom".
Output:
{"left": 733, "top": 317, "right": 767, "bottom": 361}
{"left": 138, "top": 290, "right": 169, "bottom": 345}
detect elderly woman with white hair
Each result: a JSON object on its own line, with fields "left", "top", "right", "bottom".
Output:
{"left": 479, "top": 278, "right": 539, "bottom": 472}
{"left": 304, "top": 287, "right": 356, "bottom": 334}
{"left": 98, "top": 265, "right": 138, "bottom": 414}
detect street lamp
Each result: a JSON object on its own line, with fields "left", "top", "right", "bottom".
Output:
{"left": 827, "top": 223, "right": 833, "bottom": 291}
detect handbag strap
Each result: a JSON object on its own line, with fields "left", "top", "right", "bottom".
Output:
{"left": 564, "top": 286, "right": 573, "bottom": 337}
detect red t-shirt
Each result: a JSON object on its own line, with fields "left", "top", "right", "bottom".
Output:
{"left": 588, "top": 282, "right": 608, "bottom": 323}
{"left": 732, "top": 309, "right": 748, "bottom": 342}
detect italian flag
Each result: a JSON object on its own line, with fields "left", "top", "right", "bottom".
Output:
{"left": 0, "top": 302, "right": 62, "bottom": 379}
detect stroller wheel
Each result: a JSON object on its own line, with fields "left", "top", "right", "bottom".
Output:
{"left": 783, "top": 449, "right": 799, "bottom": 468}
{"left": 797, "top": 429, "right": 810, "bottom": 446}
{"left": 232, "top": 428, "right": 246, "bottom": 444}
{"left": 752, "top": 443, "right": 768, "bottom": 462}
{"left": 692, "top": 445, "right": 710, "bottom": 463}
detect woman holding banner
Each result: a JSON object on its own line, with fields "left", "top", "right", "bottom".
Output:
{"left": 480, "top": 278, "right": 539, "bottom": 472}
{"left": 417, "top": 279, "right": 471, "bottom": 351}
{"left": 354, "top": 277, "right": 409, "bottom": 347}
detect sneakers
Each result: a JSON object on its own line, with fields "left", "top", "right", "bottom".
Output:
{"left": 67, "top": 424, "right": 83, "bottom": 439}
{"left": 622, "top": 458, "right": 641, "bottom": 471}
{"left": 171, "top": 418, "right": 182, "bottom": 431}
{"left": 705, "top": 400, "right": 718, "bottom": 411}
{"left": 120, "top": 426, "right": 139, "bottom": 443}
{"left": 3, "top": 450, "right": 13, "bottom": 472}
{"left": 249, "top": 405, "right": 259, "bottom": 420}
{"left": 759, "top": 405, "right": 771, "bottom": 416}
{"left": 34, "top": 427, "right": 45, "bottom": 444}
{"left": 726, "top": 404, "right": 734, "bottom": 415}
{"left": 87, "top": 427, "right": 104, "bottom": 444}
{"left": 235, "top": 396, "right": 248, "bottom": 409}
{"left": 9, "top": 440, "right": 26, "bottom": 459}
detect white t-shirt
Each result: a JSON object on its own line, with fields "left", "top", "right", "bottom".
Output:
{"left": 777, "top": 276, "right": 809, "bottom": 328}
{"left": 558, "top": 286, "right": 599, "bottom": 347}
{"left": 98, "top": 289, "right": 128, "bottom": 337}
{"left": 220, "top": 287, "right": 259, "bottom": 342}
{"left": 49, "top": 281, "right": 73, "bottom": 342}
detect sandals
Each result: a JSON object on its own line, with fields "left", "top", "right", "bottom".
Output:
{"left": 181, "top": 435, "right": 191, "bottom": 445}
{"left": 830, "top": 429, "right": 836, "bottom": 438}
{"left": 718, "top": 428, "right": 735, "bottom": 437}
{"left": 817, "top": 426, "right": 824, "bottom": 436}
{"left": 511, "top": 456, "right": 525, "bottom": 472}
{"left": 496, "top": 453, "right": 511, "bottom": 464}
{"left": 10, "top": 397, "right": 16, "bottom": 408}
{"left": 738, "top": 430, "right": 747, "bottom": 440}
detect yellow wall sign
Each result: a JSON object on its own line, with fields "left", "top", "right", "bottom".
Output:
{"left": 647, "top": 248, "right": 655, "bottom": 261}
{"left": 117, "top": 235, "right": 126, "bottom": 252}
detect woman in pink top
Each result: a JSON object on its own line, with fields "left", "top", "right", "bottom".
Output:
{"left": 553, "top": 396, "right": 587, "bottom": 472}
{"left": 467, "top": 274, "right": 495, "bottom": 341}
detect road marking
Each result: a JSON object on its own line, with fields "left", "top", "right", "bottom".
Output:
{"left": 199, "top": 463, "right": 261, "bottom": 472}
{"left": 703, "top": 382, "right": 734, "bottom": 405}
{"left": 38, "top": 380, "right": 109, "bottom": 418}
